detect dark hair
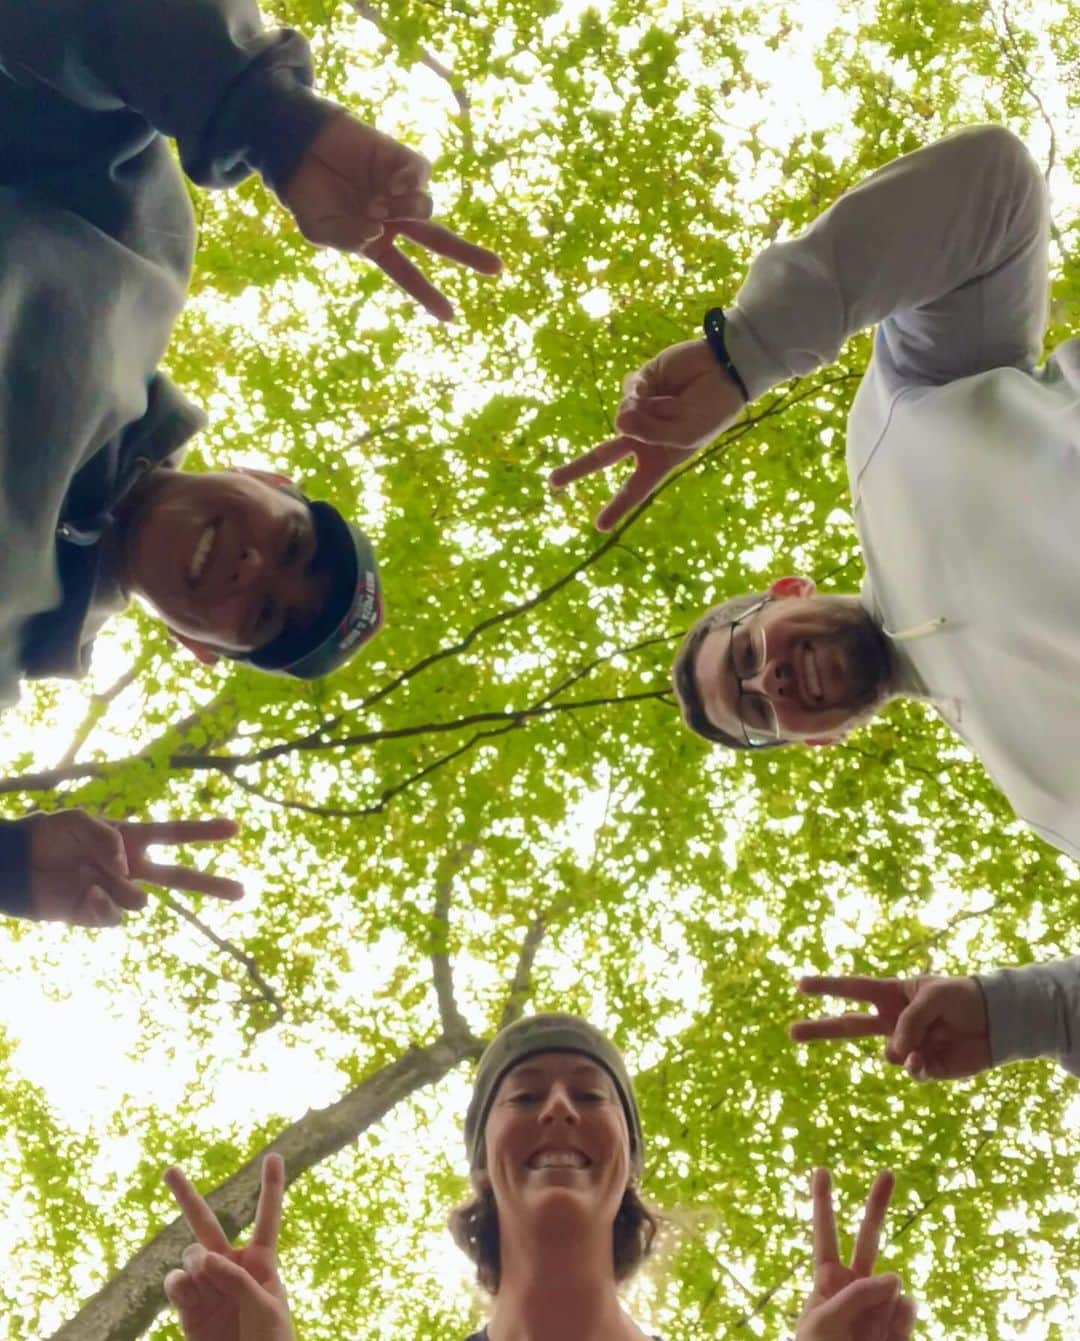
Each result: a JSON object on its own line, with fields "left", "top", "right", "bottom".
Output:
{"left": 671, "top": 593, "right": 786, "bottom": 750}
{"left": 448, "top": 1184, "right": 661, "bottom": 1293}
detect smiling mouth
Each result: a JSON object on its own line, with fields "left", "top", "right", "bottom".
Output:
{"left": 527, "top": 1150, "right": 590, "bottom": 1170}
{"left": 188, "top": 522, "right": 218, "bottom": 586}
{"left": 797, "top": 642, "right": 827, "bottom": 709}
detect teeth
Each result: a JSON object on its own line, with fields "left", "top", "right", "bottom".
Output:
{"left": 188, "top": 525, "right": 216, "bottom": 583}
{"left": 531, "top": 1151, "right": 588, "bottom": 1169}
{"left": 804, "top": 647, "right": 822, "bottom": 700}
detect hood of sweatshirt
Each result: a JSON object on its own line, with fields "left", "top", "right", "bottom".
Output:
{"left": 20, "top": 375, "right": 206, "bottom": 680}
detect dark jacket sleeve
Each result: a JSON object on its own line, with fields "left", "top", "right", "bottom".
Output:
{"left": 0, "top": 817, "right": 32, "bottom": 918}
{"left": 0, "top": 0, "right": 339, "bottom": 192}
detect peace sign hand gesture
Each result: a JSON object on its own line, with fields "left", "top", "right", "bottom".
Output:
{"left": 163, "top": 1155, "right": 294, "bottom": 1341}
{"left": 796, "top": 1169, "right": 917, "bottom": 1341}
{"left": 791, "top": 974, "right": 991, "bottom": 1081}
{"left": 27, "top": 813, "right": 243, "bottom": 928}
{"left": 548, "top": 339, "right": 746, "bottom": 531}
{"left": 280, "top": 114, "right": 502, "bottom": 322}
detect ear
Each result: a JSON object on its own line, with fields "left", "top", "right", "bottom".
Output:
{"left": 768, "top": 575, "right": 816, "bottom": 600}
{"left": 471, "top": 1169, "right": 492, "bottom": 1195}
{"left": 169, "top": 630, "right": 220, "bottom": 666}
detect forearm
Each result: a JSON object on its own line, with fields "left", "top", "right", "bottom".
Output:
{"left": 976, "top": 957, "right": 1080, "bottom": 1077}
{"left": 0, "top": 0, "right": 338, "bottom": 190}
{"left": 725, "top": 125, "right": 1048, "bottom": 399}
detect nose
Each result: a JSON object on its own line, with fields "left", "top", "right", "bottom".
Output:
{"left": 744, "top": 656, "right": 795, "bottom": 701}
{"left": 229, "top": 544, "right": 264, "bottom": 588}
{"left": 538, "top": 1084, "right": 579, "bottom": 1125}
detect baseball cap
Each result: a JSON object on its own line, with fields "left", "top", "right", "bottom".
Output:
{"left": 233, "top": 498, "right": 383, "bottom": 680}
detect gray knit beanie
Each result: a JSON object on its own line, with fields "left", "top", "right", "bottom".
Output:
{"left": 464, "top": 1014, "right": 644, "bottom": 1177}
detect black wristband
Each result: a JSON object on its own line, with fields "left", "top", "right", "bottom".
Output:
{"left": 703, "top": 307, "right": 749, "bottom": 403}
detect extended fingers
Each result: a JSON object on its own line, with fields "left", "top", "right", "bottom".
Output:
{"left": 811, "top": 1167, "right": 840, "bottom": 1269}
{"left": 122, "top": 819, "right": 240, "bottom": 848}
{"left": 548, "top": 437, "right": 636, "bottom": 490}
{"left": 850, "top": 1170, "right": 895, "bottom": 1276}
{"left": 388, "top": 218, "right": 503, "bottom": 274}
{"left": 137, "top": 861, "right": 244, "bottom": 901}
{"left": 790, "top": 1012, "right": 889, "bottom": 1043}
{"left": 164, "top": 1167, "right": 232, "bottom": 1254}
{"left": 368, "top": 241, "right": 454, "bottom": 322}
{"left": 798, "top": 975, "right": 899, "bottom": 1007}
{"left": 252, "top": 1153, "right": 286, "bottom": 1249}
{"left": 594, "top": 460, "right": 667, "bottom": 532}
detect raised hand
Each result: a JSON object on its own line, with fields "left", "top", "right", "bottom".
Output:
{"left": 163, "top": 1155, "right": 294, "bottom": 1341}
{"left": 548, "top": 338, "right": 746, "bottom": 530}
{"left": 280, "top": 113, "right": 502, "bottom": 321}
{"left": 27, "top": 812, "right": 243, "bottom": 928}
{"left": 796, "top": 1168, "right": 917, "bottom": 1341}
{"left": 791, "top": 973, "right": 991, "bottom": 1081}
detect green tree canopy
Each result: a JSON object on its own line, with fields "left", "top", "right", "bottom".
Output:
{"left": 4, "top": 0, "right": 1080, "bottom": 1337}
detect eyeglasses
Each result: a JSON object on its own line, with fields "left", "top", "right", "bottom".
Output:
{"left": 728, "top": 598, "right": 780, "bottom": 747}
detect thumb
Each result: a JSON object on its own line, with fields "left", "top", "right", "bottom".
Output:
{"left": 890, "top": 989, "right": 939, "bottom": 1062}
{"left": 821, "top": 1272, "right": 901, "bottom": 1325}
{"left": 201, "top": 1253, "right": 275, "bottom": 1311}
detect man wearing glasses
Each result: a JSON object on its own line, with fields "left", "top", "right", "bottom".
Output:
{"left": 551, "top": 125, "right": 1080, "bottom": 857}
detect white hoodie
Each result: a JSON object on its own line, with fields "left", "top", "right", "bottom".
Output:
{"left": 979, "top": 957, "right": 1080, "bottom": 1076}
{"left": 727, "top": 125, "right": 1080, "bottom": 857}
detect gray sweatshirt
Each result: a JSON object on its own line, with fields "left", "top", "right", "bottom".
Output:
{"left": 726, "top": 126, "right": 1080, "bottom": 862}
{"left": 978, "top": 958, "right": 1080, "bottom": 1076}
{"left": 0, "top": 0, "right": 339, "bottom": 913}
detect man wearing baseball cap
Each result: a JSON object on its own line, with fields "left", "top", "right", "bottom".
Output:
{"left": 0, "top": 0, "right": 501, "bottom": 929}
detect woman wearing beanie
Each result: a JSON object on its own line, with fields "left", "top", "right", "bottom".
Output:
{"left": 160, "top": 1014, "right": 917, "bottom": 1340}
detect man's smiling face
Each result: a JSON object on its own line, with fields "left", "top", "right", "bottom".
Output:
{"left": 121, "top": 469, "right": 333, "bottom": 653}
{"left": 687, "top": 578, "right": 893, "bottom": 746}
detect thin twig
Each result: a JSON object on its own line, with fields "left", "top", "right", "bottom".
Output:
{"left": 57, "top": 667, "right": 140, "bottom": 769}
{"left": 159, "top": 891, "right": 284, "bottom": 1024}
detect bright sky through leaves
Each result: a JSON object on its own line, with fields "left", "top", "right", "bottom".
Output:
{"left": 5, "top": 0, "right": 1080, "bottom": 1338}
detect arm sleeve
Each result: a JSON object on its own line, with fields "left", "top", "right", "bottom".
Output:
{"left": 0, "top": 816, "right": 32, "bottom": 919}
{"left": 725, "top": 125, "right": 1050, "bottom": 400}
{"left": 975, "top": 957, "right": 1080, "bottom": 1079}
{"left": 0, "top": 0, "right": 340, "bottom": 192}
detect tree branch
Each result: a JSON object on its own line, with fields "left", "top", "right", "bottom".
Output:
{"left": 56, "top": 667, "right": 141, "bottom": 769}
{"left": 49, "top": 1034, "right": 484, "bottom": 1341}
{"left": 215, "top": 633, "right": 680, "bottom": 818}
{"left": 993, "top": 1, "right": 1058, "bottom": 187}
{"left": 159, "top": 892, "right": 284, "bottom": 1027}
{"left": 498, "top": 914, "right": 548, "bottom": 1032}
{"left": 431, "top": 845, "right": 478, "bottom": 1042}
{"left": 351, "top": 0, "right": 473, "bottom": 128}
{"left": 0, "top": 372, "right": 848, "bottom": 805}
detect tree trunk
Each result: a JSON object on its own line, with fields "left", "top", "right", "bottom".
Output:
{"left": 51, "top": 1031, "right": 482, "bottom": 1341}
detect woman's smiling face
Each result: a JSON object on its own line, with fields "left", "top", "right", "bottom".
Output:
{"left": 481, "top": 1051, "right": 631, "bottom": 1237}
